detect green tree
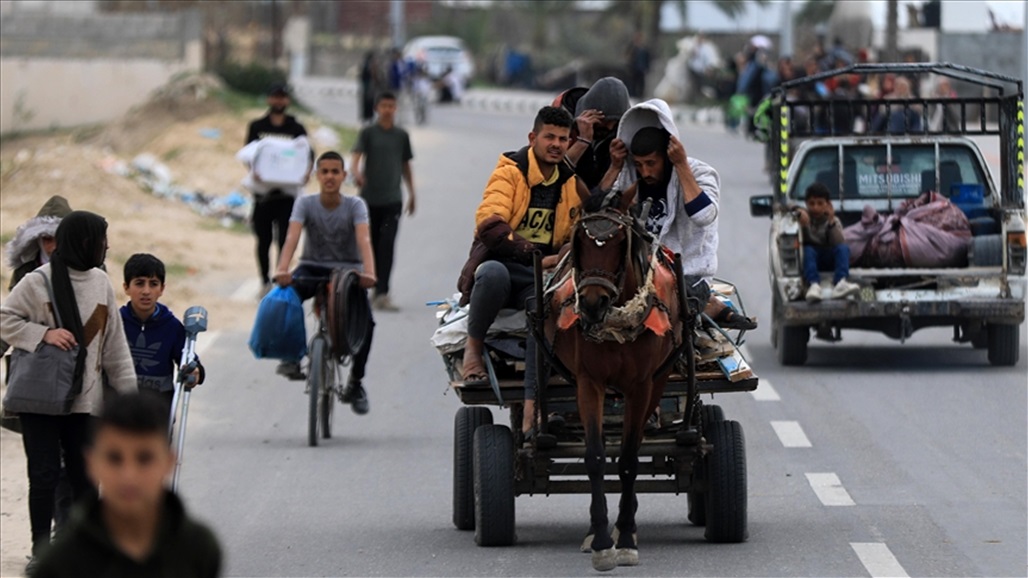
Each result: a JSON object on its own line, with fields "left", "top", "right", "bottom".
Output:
{"left": 601, "top": 0, "right": 769, "bottom": 52}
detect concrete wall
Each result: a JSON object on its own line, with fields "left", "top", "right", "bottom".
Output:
{"left": 937, "top": 32, "right": 1026, "bottom": 86}
{"left": 0, "top": 9, "right": 203, "bottom": 134}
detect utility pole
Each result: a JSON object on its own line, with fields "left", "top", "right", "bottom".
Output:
{"left": 271, "top": 0, "right": 281, "bottom": 64}
{"left": 885, "top": 0, "right": 899, "bottom": 62}
{"left": 780, "top": 0, "right": 793, "bottom": 57}
{"left": 390, "top": 0, "right": 405, "bottom": 49}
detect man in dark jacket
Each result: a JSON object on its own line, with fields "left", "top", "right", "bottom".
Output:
{"left": 29, "top": 393, "right": 221, "bottom": 578}
{"left": 245, "top": 83, "right": 313, "bottom": 293}
{"left": 563, "top": 77, "right": 631, "bottom": 191}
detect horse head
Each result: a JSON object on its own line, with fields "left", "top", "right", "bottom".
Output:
{"left": 572, "top": 206, "right": 644, "bottom": 326}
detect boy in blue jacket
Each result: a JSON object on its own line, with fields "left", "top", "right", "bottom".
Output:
{"left": 120, "top": 254, "right": 204, "bottom": 413}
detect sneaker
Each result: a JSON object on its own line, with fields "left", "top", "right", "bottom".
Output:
{"left": 342, "top": 379, "right": 369, "bottom": 415}
{"left": 805, "top": 283, "right": 823, "bottom": 303}
{"left": 276, "top": 361, "right": 305, "bottom": 381}
{"left": 373, "top": 294, "right": 400, "bottom": 312}
{"left": 831, "top": 279, "right": 861, "bottom": 300}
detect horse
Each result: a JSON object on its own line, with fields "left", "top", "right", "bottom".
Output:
{"left": 542, "top": 197, "right": 686, "bottom": 571}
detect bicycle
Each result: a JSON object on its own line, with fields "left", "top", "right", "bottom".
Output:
{"left": 294, "top": 269, "right": 370, "bottom": 447}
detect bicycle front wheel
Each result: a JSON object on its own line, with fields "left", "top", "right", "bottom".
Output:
{"left": 308, "top": 336, "right": 327, "bottom": 447}
{"left": 320, "top": 352, "right": 334, "bottom": 439}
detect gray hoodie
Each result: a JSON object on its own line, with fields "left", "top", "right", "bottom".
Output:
{"left": 614, "top": 99, "right": 720, "bottom": 281}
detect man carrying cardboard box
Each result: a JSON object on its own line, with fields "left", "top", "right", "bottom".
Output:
{"left": 245, "top": 83, "right": 314, "bottom": 295}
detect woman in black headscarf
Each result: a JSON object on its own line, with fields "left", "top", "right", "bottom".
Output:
{"left": 1, "top": 211, "right": 137, "bottom": 567}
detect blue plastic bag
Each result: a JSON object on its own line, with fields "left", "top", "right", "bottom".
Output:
{"left": 248, "top": 286, "right": 307, "bottom": 360}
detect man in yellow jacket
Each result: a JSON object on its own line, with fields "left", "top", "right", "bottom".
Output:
{"left": 457, "top": 106, "right": 587, "bottom": 436}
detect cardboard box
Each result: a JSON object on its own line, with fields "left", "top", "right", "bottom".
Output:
{"left": 253, "top": 137, "right": 310, "bottom": 188}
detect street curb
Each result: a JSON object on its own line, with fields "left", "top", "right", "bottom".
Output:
{"left": 290, "top": 76, "right": 727, "bottom": 130}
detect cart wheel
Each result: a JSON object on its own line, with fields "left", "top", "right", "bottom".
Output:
{"left": 474, "top": 424, "right": 516, "bottom": 546}
{"left": 307, "top": 337, "right": 327, "bottom": 447}
{"left": 702, "top": 404, "right": 725, "bottom": 425}
{"left": 319, "top": 356, "right": 334, "bottom": 439}
{"left": 453, "top": 407, "right": 492, "bottom": 530}
{"left": 688, "top": 404, "right": 725, "bottom": 526}
{"left": 987, "top": 323, "right": 1020, "bottom": 366}
{"left": 777, "top": 325, "right": 808, "bottom": 366}
{"left": 687, "top": 465, "right": 707, "bottom": 526}
{"left": 704, "top": 420, "right": 748, "bottom": 543}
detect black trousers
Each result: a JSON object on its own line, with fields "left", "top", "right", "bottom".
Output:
{"left": 252, "top": 194, "right": 296, "bottom": 284}
{"left": 367, "top": 202, "right": 403, "bottom": 297}
{"left": 291, "top": 264, "right": 375, "bottom": 381}
{"left": 20, "top": 413, "right": 96, "bottom": 545}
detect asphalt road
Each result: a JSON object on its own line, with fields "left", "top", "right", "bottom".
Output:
{"left": 177, "top": 79, "right": 1028, "bottom": 577}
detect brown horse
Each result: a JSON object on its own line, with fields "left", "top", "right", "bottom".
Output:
{"left": 544, "top": 200, "right": 684, "bottom": 571}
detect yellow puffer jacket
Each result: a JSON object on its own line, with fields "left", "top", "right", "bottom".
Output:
{"left": 475, "top": 146, "right": 582, "bottom": 249}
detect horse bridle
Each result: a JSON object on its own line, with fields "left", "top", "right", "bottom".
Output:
{"left": 572, "top": 209, "right": 640, "bottom": 302}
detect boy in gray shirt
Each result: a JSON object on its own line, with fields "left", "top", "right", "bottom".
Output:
{"left": 274, "top": 152, "right": 377, "bottom": 414}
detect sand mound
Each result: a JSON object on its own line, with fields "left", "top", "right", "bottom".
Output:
{"left": 1, "top": 74, "right": 271, "bottom": 331}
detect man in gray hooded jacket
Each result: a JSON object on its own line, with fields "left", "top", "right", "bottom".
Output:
{"left": 611, "top": 98, "right": 757, "bottom": 329}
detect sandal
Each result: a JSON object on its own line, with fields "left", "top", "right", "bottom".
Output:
{"left": 712, "top": 307, "right": 758, "bottom": 330}
{"left": 460, "top": 356, "right": 489, "bottom": 386}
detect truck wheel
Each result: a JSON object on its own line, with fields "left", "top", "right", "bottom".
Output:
{"left": 987, "top": 323, "right": 1020, "bottom": 366}
{"left": 688, "top": 404, "right": 726, "bottom": 527}
{"left": 969, "top": 234, "right": 1003, "bottom": 266}
{"left": 454, "top": 407, "right": 492, "bottom": 530}
{"left": 770, "top": 292, "right": 782, "bottom": 349}
{"left": 704, "top": 420, "right": 748, "bottom": 543}
{"left": 777, "top": 325, "right": 808, "bottom": 366}
{"left": 474, "top": 425, "right": 516, "bottom": 546}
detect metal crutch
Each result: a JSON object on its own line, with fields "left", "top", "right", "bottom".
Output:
{"left": 169, "top": 306, "right": 208, "bottom": 492}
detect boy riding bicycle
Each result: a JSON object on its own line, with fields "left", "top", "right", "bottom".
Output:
{"left": 274, "top": 151, "right": 377, "bottom": 415}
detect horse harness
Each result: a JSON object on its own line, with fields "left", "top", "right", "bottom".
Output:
{"left": 551, "top": 209, "right": 678, "bottom": 345}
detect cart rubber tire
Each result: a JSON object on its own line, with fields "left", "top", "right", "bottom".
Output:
{"left": 970, "top": 330, "right": 988, "bottom": 349}
{"left": 987, "top": 323, "right": 1020, "bottom": 366}
{"left": 307, "top": 337, "right": 326, "bottom": 447}
{"left": 319, "top": 355, "right": 334, "bottom": 439}
{"left": 453, "top": 406, "right": 492, "bottom": 530}
{"left": 688, "top": 404, "right": 725, "bottom": 527}
{"left": 474, "top": 424, "right": 516, "bottom": 546}
{"left": 778, "top": 325, "right": 809, "bottom": 366}
{"left": 702, "top": 404, "right": 725, "bottom": 425}
{"left": 704, "top": 420, "right": 748, "bottom": 543}
{"left": 688, "top": 466, "right": 707, "bottom": 526}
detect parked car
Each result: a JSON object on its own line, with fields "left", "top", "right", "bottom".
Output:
{"left": 750, "top": 63, "right": 1025, "bottom": 366}
{"left": 403, "top": 35, "right": 474, "bottom": 83}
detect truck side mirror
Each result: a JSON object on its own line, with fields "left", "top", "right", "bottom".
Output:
{"left": 750, "top": 195, "right": 774, "bottom": 217}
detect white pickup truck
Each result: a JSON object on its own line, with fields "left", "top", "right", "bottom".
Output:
{"left": 750, "top": 63, "right": 1025, "bottom": 366}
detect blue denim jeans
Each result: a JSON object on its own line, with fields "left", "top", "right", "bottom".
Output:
{"left": 803, "top": 244, "right": 851, "bottom": 285}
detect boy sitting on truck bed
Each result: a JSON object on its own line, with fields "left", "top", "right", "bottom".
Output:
{"left": 794, "top": 182, "right": 861, "bottom": 302}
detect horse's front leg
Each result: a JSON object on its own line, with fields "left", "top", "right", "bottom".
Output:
{"left": 578, "top": 379, "right": 617, "bottom": 571}
{"left": 613, "top": 386, "right": 651, "bottom": 567}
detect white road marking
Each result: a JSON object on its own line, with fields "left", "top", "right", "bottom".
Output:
{"left": 805, "top": 472, "right": 856, "bottom": 506}
{"left": 851, "top": 542, "right": 909, "bottom": 578}
{"left": 750, "top": 378, "right": 781, "bottom": 401}
{"left": 194, "top": 331, "right": 220, "bottom": 358}
{"left": 771, "top": 420, "right": 812, "bottom": 447}
{"left": 231, "top": 279, "right": 261, "bottom": 302}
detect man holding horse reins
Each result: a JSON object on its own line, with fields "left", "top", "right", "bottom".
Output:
{"left": 457, "top": 106, "right": 591, "bottom": 436}
{"left": 602, "top": 98, "right": 757, "bottom": 329}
